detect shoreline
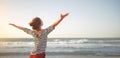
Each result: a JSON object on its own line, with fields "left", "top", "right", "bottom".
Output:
{"left": 0, "top": 52, "right": 120, "bottom": 57}
{"left": 0, "top": 54, "right": 120, "bottom": 58}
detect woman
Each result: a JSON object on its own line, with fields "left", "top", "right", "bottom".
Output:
{"left": 9, "top": 13, "right": 69, "bottom": 58}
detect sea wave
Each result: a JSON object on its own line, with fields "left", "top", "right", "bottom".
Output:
{"left": 0, "top": 38, "right": 120, "bottom": 56}
{"left": 0, "top": 39, "right": 120, "bottom": 48}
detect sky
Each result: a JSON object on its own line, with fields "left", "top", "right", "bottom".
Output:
{"left": 0, "top": 0, "right": 120, "bottom": 38}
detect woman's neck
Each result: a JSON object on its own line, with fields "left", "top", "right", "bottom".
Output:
{"left": 35, "top": 30, "right": 41, "bottom": 35}
{"left": 34, "top": 28, "right": 41, "bottom": 35}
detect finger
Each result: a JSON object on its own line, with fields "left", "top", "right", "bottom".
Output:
{"left": 9, "top": 23, "right": 12, "bottom": 25}
{"left": 66, "top": 13, "right": 69, "bottom": 15}
{"left": 61, "top": 14, "right": 62, "bottom": 17}
{"left": 64, "top": 13, "right": 69, "bottom": 16}
{"left": 9, "top": 23, "right": 13, "bottom": 25}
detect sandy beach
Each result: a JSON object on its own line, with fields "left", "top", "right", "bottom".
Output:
{"left": 0, "top": 53, "right": 120, "bottom": 58}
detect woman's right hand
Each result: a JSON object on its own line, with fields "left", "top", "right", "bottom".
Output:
{"left": 60, "top": 13, "right": 69, "bottom": 19}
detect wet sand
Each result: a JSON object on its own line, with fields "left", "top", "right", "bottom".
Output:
{"left": 0, "top": 53, "right": 120, "bottom": 58}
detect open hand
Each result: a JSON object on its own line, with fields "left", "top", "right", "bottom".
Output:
{"left": 9, "top": 23, "right": 15, "bottom": 26}
{"left": 61, "top": 13, "right": 69, "bottom": 19}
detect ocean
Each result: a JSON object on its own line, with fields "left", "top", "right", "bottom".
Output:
{"left": 0, "top": 38, "right": 120, "bottom": 58}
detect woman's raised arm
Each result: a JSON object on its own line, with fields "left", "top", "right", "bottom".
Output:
{"left": 52, "top": 13, "right": 69, "bottom": 28}
{"left": 9, "top": 23, "right": 25, "bottom": 30}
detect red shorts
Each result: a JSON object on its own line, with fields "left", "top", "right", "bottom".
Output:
{"left": 30, "top": 53, "right": 46, "bottom": 58}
